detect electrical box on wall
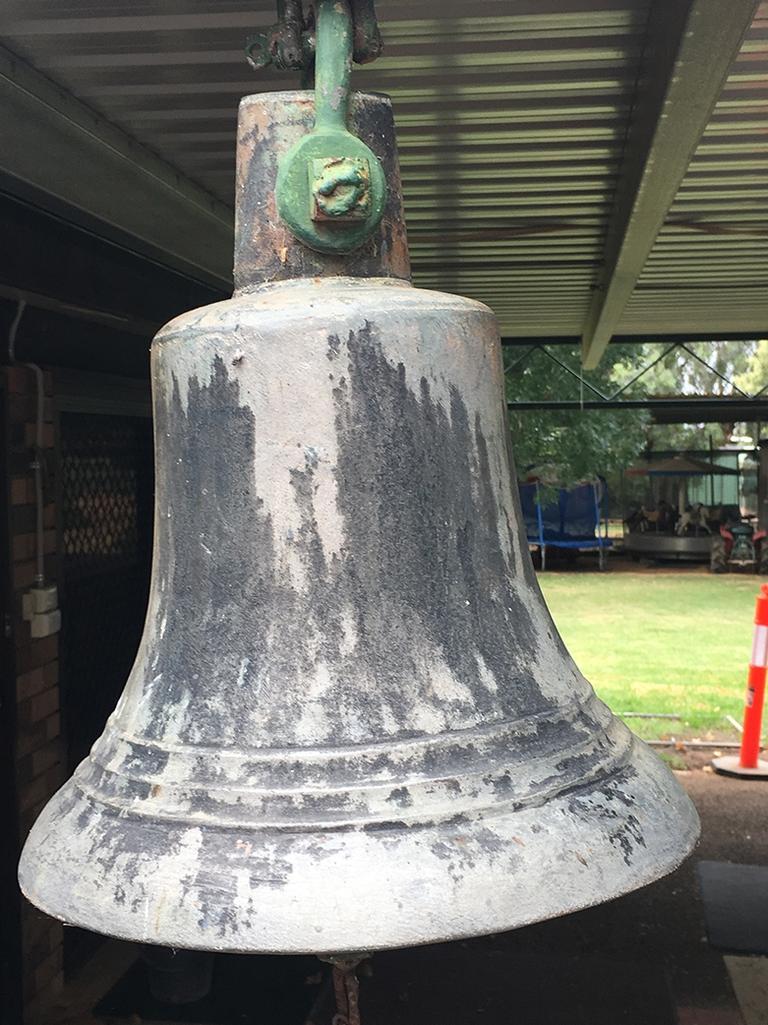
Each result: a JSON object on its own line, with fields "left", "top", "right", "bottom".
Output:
{"left": 22, "top": 585, "right": 61, "bottom": 638}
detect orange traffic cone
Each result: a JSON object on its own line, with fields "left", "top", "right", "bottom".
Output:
{"left": 713, "top": 583, "right": 768, "bottom": 778}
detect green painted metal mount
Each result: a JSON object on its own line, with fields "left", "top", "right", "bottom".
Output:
{"left": 275, "top": 0, "right": 386, "bottom": 255}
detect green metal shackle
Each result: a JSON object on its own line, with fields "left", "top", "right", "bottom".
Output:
{"left": 275, "top": 0, "right": 387, "bottom": 255}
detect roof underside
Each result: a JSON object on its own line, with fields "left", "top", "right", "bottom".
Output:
{"left": 0, "top": 0, "right": 766, "bottom": 358}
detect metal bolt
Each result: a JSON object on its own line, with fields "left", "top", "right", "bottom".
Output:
{"left": 311, "top": 156, "right": 371, "bottom": 222}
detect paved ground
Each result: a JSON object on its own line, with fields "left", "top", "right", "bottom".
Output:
{"left": 48, "top": 760, "right": 767, "bottom": 1025}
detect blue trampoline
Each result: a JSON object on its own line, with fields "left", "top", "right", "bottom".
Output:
{"left": 519, "top": 480, "right": 612, "bottom": 570}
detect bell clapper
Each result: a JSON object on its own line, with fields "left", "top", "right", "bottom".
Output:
{"left": 315, "top": 953, "right": 369, "bottom": 1025}
{"left": 331, "top": 960, "right": 361, "bottom": 1025}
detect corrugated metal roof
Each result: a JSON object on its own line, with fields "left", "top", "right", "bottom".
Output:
{"left": 0, "top": 0, "right": 765, "bottom": 343}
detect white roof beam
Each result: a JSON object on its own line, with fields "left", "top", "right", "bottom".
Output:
{"left": 581, "top": 0, "right": 758, "bottom": 369}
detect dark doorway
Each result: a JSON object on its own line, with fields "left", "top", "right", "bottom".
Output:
{"left": 1, "top": 388, "right": 23, "bottom": 1025}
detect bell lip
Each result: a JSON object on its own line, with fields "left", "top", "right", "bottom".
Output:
{"left": 18, "top": 739, "right": 700, "bottom": 955}
{"left": 19, "top": 826, "right": 700, "bottom": 956}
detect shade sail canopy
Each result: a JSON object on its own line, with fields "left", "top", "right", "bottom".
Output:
{"left": 626, "top": 455, "right": 741, "bottom": 478}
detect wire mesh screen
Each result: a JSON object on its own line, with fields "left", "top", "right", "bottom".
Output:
{"left": 562, "top": 485, "right": 601, "bottom": 540}
{"left": 61, "top": 415, "right": 151, "bottom": 576}
{"left": 60, "top": 412, "right": 153, "bottom": 774}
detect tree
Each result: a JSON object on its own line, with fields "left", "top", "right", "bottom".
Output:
{"left": 505, "top": 339, "right": 766, "bottom": 488}
{"left": 505, "top": 343, "right": 650, "bottom": 485}
{"left": 734, "top": 338, "right": 768, "bottom": 396}
{"left": 638, "top": 340, "right": 760, "bottom": 450}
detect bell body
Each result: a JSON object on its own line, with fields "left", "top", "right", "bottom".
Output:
{"left": 19, "top": 92, "right": 699, "bottom": 953}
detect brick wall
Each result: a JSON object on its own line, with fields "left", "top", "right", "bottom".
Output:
{"left": 5, "top": 364, "right": 65, "bottom": 1024}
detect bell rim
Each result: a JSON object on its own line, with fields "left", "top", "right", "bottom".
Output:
{"left": 19, "top": 737, "right": 699, "bottom": 954}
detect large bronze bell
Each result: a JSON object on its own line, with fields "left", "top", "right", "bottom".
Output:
{"left": 19, "top": 0, "right": 698, "bottom": 957}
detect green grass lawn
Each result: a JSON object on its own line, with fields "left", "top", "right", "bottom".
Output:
{"left": 537, "top": 570, "right": 760, "bottom": 740}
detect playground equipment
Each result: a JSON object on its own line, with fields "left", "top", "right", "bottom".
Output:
{"left": 623, "top": 455, "right": 741, "bottom": 563}
{"left": 520, "top": 480, "right": 612, "bottom": 570}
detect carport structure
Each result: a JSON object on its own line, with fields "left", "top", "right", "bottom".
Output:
{"left": 0, "top": 0, "right": 766, "bottom": 361}
{"left": 0, "top": 2, "right": 767, "bottom": 1023}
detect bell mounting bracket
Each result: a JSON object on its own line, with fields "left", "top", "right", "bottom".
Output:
{"left": 268, "top": 0, "right": 386, "bottom": 255}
